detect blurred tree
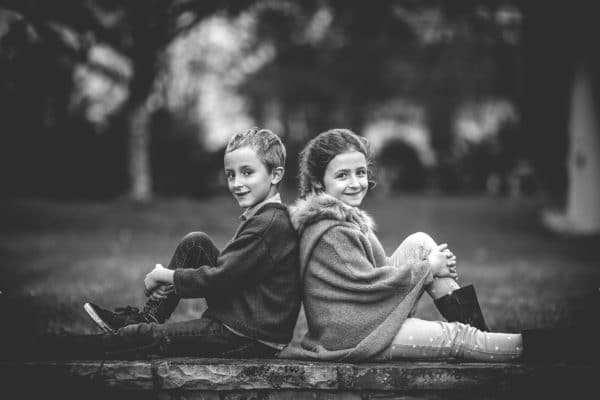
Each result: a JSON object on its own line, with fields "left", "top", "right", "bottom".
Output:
{"left": 0, "top": 0, "right": 256, "bottom": 202}
{"left": 562, "top": 63, "right": 600, "bottom": 233}
{"left": 541, "top": 61, "right": 600, "bottom": 234}
{"left": 0, "top": 0, "right": 524, "bottom": 198}
{"left": 243, "top": 0, "right": 521, "bottom": 191}
{"left": 520, "top": 1, "right": 600, "bottom": 234}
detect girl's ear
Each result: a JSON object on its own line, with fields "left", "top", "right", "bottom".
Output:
{"left": 270, "top": 167, "right": 284, "bottom": 185}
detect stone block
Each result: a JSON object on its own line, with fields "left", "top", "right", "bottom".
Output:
{"left": 156, "top": 358, "right": 338, "bottom": 391}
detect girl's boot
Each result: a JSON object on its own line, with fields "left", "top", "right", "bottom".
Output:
{"left": 433, "top": 284, "right": 489, "bottom": 331}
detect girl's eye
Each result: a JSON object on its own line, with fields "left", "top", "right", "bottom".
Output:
{"left": 225, "top": 172, "right": 234, "bottom": 180}
{"left": 357, "top": 169, "right": 367, "bottom": 177}
{"left": 336, "top": 172, "right": 347, "bottom": 179}
{"left": 242, "top": 170, "right": 253, "bottom": 177}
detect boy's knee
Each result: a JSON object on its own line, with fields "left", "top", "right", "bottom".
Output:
{"left": 182, "top": 231, "right": 212, "bottom": 247}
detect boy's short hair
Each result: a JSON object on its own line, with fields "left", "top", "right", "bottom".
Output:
{"left": 225, "top": 127, "right": 286, "bottom": 172}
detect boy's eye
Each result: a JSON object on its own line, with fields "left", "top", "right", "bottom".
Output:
{"left": 242, "top": 169, "right": 254, "bottom": 177}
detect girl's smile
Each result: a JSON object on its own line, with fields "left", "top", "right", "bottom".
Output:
{"left": 322, "top": 151, "right": 368, "bottom": 207}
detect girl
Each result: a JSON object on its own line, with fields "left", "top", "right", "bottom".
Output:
{"left": 278, "top": 128, "right": 596, "bottom": 363}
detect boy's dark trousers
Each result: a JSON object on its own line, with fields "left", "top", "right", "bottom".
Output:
{"left": 108, "top": 316, "right": 277, "bottom": 359}
{"left": 109, "top": 231, "right": 277, "bottom": 359}
{"left": 5, "top": 316, "right": 276, "bottom": 360}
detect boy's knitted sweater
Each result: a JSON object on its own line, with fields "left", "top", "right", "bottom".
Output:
{"left": 173, "top": 202, "right": 301, "bottom": 345}
{"left": 278, "top": 193, "right": 433, "bottom": 361}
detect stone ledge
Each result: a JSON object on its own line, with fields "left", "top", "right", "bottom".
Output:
{"left": 1, "top": 358, "right": 598, "bottom": 399}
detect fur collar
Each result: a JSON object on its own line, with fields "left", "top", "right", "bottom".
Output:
{"left": 289, "top": 192, "right": 375, "bottom": 234}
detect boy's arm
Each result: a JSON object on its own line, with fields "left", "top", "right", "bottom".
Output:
{"left": 172, "top": 228, "right": 272, "bottom": 298}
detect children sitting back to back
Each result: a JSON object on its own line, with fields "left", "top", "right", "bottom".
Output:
{"left": 84, "top": 127, "right": 301, "bottom": 357}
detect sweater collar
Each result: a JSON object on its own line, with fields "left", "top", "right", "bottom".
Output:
{"left": 240, "top": 192, "right": 281, "bottom": 221}
{"left": 289, "top": 192, "right": 375, "bottom": 235}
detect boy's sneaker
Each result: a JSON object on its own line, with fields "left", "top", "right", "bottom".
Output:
{"left": 84, "top": 302, "right": 158, "bottom": 334}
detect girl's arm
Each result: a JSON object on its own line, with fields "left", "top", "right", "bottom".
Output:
{"left": 311, "top": 225, "right": 434, "bottom": 301}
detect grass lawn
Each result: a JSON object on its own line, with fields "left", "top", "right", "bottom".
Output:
{"left": 1, "top": 191, "right": 599, "bottom": 336}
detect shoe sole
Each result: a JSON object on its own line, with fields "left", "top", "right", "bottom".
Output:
{"left": 83, "top": 303, "right": 115, "bottom": 334}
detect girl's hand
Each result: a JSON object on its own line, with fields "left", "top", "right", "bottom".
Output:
{"left": 428, "top": 244, "right": 458, "bottom": 280}
{"left": 444, "top": 247, "right": 458, "bottom": 281}
{"left": 144, "top": 263, "right": 167, "bottom": 296}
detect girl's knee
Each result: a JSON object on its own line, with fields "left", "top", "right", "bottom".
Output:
{"left": 407, "top": 232, "right": 436, "bottom": 246}
{"left": 400, "top": 232, "right": 437, "bottom": 257}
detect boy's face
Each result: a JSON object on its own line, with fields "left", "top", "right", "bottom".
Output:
{"left": 224, "top": 146, "right": 282, "bottom": 208}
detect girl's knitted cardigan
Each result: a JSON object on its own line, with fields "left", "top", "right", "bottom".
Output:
{"left": 278, "top": 193, "right": 433, "bottom": 361}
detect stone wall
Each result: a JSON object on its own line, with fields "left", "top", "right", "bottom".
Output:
{"left": 1, "top": 358, "right": 596, "bottom": 399}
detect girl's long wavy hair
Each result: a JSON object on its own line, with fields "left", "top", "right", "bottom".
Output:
{"left": 297, "top": 128, "right": 376, "bottom": 198}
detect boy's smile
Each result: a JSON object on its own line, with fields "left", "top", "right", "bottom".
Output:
{"left": 224, "top": 146, "right": 280, "bottom": 209}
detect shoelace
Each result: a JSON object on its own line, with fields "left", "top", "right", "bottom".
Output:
{"left": 114, "top": 305, "right": 159, "bottom": 323}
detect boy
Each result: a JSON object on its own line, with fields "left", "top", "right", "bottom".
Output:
{"left": 84, "top": 127, "right": 301, "bottom": 358}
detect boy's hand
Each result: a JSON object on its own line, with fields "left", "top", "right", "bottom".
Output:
{"left": 144, "top": 263, "right": 173, "bottom": 296}
{"left": 427, "top": 244, "right": 458, "bottom": 280}
{"left": 149, "top": 284, "right": 175, "bottom": 300}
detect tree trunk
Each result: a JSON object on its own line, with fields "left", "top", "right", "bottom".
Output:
{"left": 542, "top": 62, "right": 600, "bottom": 234}
{"left": 565, "top": 63, "right": 600, "bottom": 232}
{"left": 128, "top": 100, "right": 153, "bottom": 203}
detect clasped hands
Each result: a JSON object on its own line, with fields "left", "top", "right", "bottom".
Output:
{"left": 427, "top": 243, "right": 458, "bottom": 280}
{"left": 144, "top": 263, "right": 175, "bottom": 300}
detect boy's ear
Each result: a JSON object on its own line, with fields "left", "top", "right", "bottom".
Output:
{"left": 270, "top": 167, "right": 284, "bottom": 185}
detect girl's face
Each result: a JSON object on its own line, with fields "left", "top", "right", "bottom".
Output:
{"left": 322, "top": 150, "right": 368, "bottom": 207}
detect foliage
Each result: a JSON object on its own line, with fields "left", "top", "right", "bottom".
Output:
{"left": 0, "top": 0, "right": 257, "bottom": 198}
{"left": 241, "top": 0, "right": 523, "bottom": 191}
{"left": 0, "top": 0, "right": 525, "bottom": 198}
